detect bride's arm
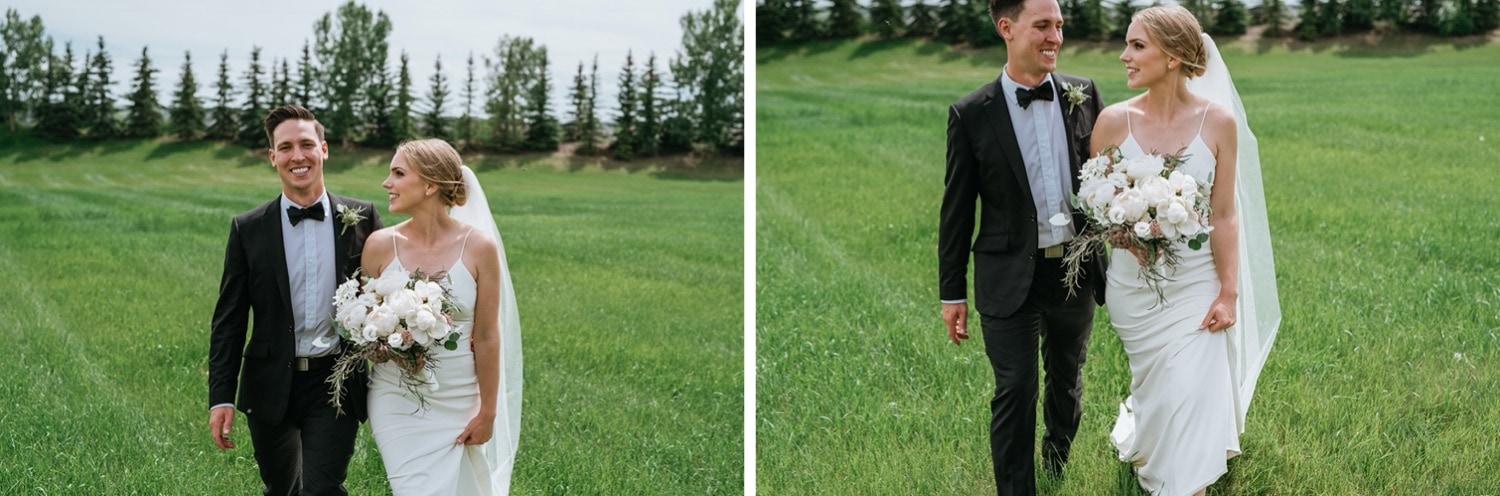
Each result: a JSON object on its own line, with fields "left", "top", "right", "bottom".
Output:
{"left": 360, "top": 229, "right": 394, "bottom": 276}
{"left": 1203, "top": 104, "right": 1239, "bottom": 332}
{"left": 457, "top": 235, "right": 502, "bottom": 445}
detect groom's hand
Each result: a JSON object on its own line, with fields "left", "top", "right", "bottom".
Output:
{"left": 942, "top": 303, "right": 970, "bottom": 346}
{"left": 209, "top": 406, "right": 236, "bottom": 451}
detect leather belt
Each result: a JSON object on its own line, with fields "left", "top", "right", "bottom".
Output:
{"left": 293, "top": 355, "right": 337, "bottom": 371}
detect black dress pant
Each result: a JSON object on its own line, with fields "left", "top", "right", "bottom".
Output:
{"left": 979, "top": 253, "right": 1095, "bottom": 496}
{"left": 244, "top": 367, "right": 359, "bottom": 496}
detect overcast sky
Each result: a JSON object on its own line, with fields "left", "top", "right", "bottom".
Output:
{"left": 7, "top": 0, "right": 737, "bottom": 116}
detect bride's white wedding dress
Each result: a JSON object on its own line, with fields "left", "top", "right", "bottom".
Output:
{"left": 368, "top": 232, "right": 515, "bottom": 495}
{"left": 1106, "top": 104, "right": 1239, "bottom": 495}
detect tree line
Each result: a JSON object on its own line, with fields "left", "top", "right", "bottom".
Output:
{"left": 757, "top": 0, "right": 1499, "bottom": 45}
{"left": 0, "top": 0, "right": 744, "bottom": 159}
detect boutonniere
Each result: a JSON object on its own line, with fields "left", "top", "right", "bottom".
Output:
{"left": 335, "top": 203, "right": 365, "bottom": 236}
{"left": 1061, "top": 81, "right": 1090, "bottom": 115}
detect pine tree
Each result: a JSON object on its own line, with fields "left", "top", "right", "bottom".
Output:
{"left": 236, "top": 46, "right": 268, "bottom": 148}
{"left": 637, "top": 52, "right": 662, "bottom": 157}
{"left": 168, "top": 51, "right": 204, "bottom": 140}
{"left": 1180, "top": 0, "right": 1216, "bottom": 32}
{"left": 870, "top": 0, "right": 907, "bottom": 38}
{"left": 672, "top": 0, "right": 744, "bottom": 152}
{"left": 938, "top": 0, "right": 972, "bottom": 44}
{"left": 86, "top": 37, "right": 121, "bottom": 139}
{"left": 124, "top": 46, "right": 162, "bottom": 138}
{"left": 566, "top": 61, "right": 588, "bottom": 141}
{"left": 391, "top": 51, "right": 416, "bottom": 142}
{"left": 206, "top": 50, "right": 236, "bottom": 140}
{"left": 1261, "top": 0, "right": 1289, "bottom": 36}
{"left": 757, "top": 0, "right": 788, "bottom": 45}
{"left": 1112, "top": 0, "right": 1139, "bottom": 39}
{"left": 1444, "top": 0, "right": 1480, "bottom": 35}
{"left": 271, "top": 58, "right": 292, "bottom": 107}
{"left": 1318, "top": 0, "right": 1343, "bottom": 36}
{"left": 457, "top": 52, "right": 477, "bottom": 150}
{"left": 1411, "top": 0, "right": 1444, "bottom": 32}
{"left": 789, "top": 0, "right": 824, "bottom": 41}
{"left": 34, "top": 42, "right": 82, "bottom": 141}
{"left": 424, "top": 54, "right": 450, "bottom": 140}
{"left": 1297, "top": 0, "right": 1323, "bottom": 40}
{"left": 521, "top": 48, "right": 558, "bottom": 152}
{"left": 612, "top": 51, "right": 638, "bottom": 160}
{"left": 910, "top": 0, "right": 941, "bottom": 37}
{"left": 1068, "top": 0, "right": 1111, "bottom": 40}
{"left": 362, "top": 66, "right": 396, "bottom": 147}
{"left": 1343, "top": 0, "right": 1376, "bottom": 31}
{"left": 1211, "top": 0, "right": 1250, "bottom": 35}
{"left": 315, "top": 1, "right": 393, "bottom": 148}
{"left": 296, "top": 41, "right": 314, "bottom": 108}
{"left": 966, "top": 0, "right": 1002, "bottom": 47}
{"left": 827, "top": 0, "right": 866, "bottom": 39}
{"left": 1476, "top": 0, "right": 1500, "bottom": 32}
{"left": 577, "top": 56, "right": 602, "bottom": 154}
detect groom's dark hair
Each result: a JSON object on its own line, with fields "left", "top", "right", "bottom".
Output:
{"left": 263, "top": 104, "right": 326, "bottom": 147}
{"left": 988, "top": 0, "right": 1028, "bottom": 25}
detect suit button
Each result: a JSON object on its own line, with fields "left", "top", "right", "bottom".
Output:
{"left": 1029, "top": 253, "right": 1035, "bottom": 260}
{"left": 1030, "top": 216, "right": 1037, "bottom": 222}
{"left": 246, "top": 408, "right": 253, "bottom": 414}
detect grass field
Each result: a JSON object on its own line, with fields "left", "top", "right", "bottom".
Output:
{"left": 756, "top": 35, "right": 1500, "bottom": 494}
{"left": 0, "top": 139, "right": 743, "bottom": 494}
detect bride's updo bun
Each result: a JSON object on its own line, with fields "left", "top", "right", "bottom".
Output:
{"left": 1134, "top": 6, "right": 1208, "bottom": 78}
{"left": 397, "top": 139, "right": 468, "bottom": 207}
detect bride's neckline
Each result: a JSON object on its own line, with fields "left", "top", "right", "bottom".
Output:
{"left": 392, "top": 227, "right": 474, "bottom": 277}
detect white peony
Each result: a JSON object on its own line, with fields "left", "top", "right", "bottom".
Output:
{"left": 366, "top": 305, "right": 400, "bottom": 338}
{"left": 1116, "top": 189, "right": 1149, "bottom": 223}
{"left": 411, "top": 305, "right": 438, "bottom": 332}
{"left": 1136, "top": 176, "right": 1175, "bottom": 209}
{"left": 336, "top": 303, "right": 368, "bottom": 333}
{"left": 371, "top": 266, "right": 410, "bottom": 297}
{"left": 1079, "top": 179, "right": 1117, "bottom": 216}
{"left": 1123, "top": 154, "right": 1165, "bottom": 181}
{"left": 1168, "top": 170, "right": 1197, "bottom": 196}
{"left": 385, "top": 289, "right": 421, "bottom": 320}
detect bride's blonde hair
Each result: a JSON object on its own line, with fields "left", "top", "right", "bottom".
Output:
{"left": 1133, "top": 6, "right": 1207, "bottom": 78}
{"left": 397, "top": 139, "right": 468, "bottom": 207}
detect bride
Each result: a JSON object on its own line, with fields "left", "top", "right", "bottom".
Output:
{"left": 360, "top": 139, "right": 523, "bottom": 494}
{"left": 1089, "top": 6, "right": 1280, "bottom": 495}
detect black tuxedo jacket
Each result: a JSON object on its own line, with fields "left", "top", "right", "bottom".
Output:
{"left": 208, "top": 192, "right": 381, "bottom": 425}
{"left": 939, "top": 72, "right": 1107, "bottom": 318}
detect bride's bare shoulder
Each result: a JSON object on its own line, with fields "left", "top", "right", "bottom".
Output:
{"left": 1091, "top": 98, "right": 1137, "bottom": 153}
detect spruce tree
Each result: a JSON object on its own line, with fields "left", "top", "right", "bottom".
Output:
{"left": 1444, "top": 0, "right": 1479, "bottom": 35}
{"left": 870, "top": 0, "right": 907, "bottom": 38}
{"left": 206, "top": 50, "right": 236, "bottom": 140}
{"left": 392, "top": 51, "right": 416, "bottom": 142}
{"left": 637, "top": 52, "right": 662, "bottom": 157}
{"left": 271, "top": 58, "right": 292, "bottom": 107}
{"left": 424, "top": 54, "right": 450, "bottom": 140}
{"left": 966, "top": 0, "right": 1002, "bottom": 47}
{"left": 1211, "top": 0, "right": 1250, "bottom": 35}
{"left": 1112, "top": 0, "right": 1139, "bottom": 39}
{"left": 1476, "top": 0, "right": 1500, "bottom": 32}
{"left": 1318, "top": 0, "right": 1343, "bottom": 36}
{"left": 1261, "top": 0, "right": 1289, "bottom": 36}
{"left": 1180, "top": 0, "right": 1216, "bottom": 32}
{"left": 86, "top": 37, "right": 121, "bottom": 139}
{"left": 827, "top": 0, "right": 866, "bottom": 39}
{"left": 566, "top": 61, "right": 588, "bottom": 142}
{"left": 236, "top": 47, "right": 268, "bottom": 148}
{"left": 910, "top": 0, "right": 941, "bottom": 37}
{"left": 458, "top": 52, "right": 477, "bottom": 150}
{"left": 124, "top": 46, "right": 162, "bottom": 138}
{"left": 938, "top": 0, "right": 971, "bottom": 44}
{"left": 578, "top": 56, "right": 601, "bottom": 154}
{"left": 296, "top": 41, "right": 314, "bottom": 108}
{"left": 168, "top": 51, "right": 204, "bottom": 140}
{"left": 522, "top": 49, "right": 558, "bottom": 152}
{"left": 612, "top": 51, "right": 638, "bottom": 160}
{"left": 362, "top": 66, "right": 396, "bottom": 147}
{"left": 1342, "top": 0, "right": 1376, "bottom": 31}
{"left": 1411, "top": 0, "right": 1444, "bottom": 33}
{"left": 34, "top": 42, "right": 82, "bottom": 141}
{"left": 757, "top": 0, "right": 788, "bottom": 45}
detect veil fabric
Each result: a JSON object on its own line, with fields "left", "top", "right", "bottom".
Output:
{"left": 449, "top": 164, "right": 523, "bottom": 492}
{"left": 1185, "top": 33, "right": 1280, "bottom": 433}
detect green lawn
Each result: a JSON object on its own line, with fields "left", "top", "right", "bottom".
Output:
{"left": 756, "top": 36, "right": 1500, "bottom": 494}
{"left": 0, "top": 140, "right": 743, "bottom": 494}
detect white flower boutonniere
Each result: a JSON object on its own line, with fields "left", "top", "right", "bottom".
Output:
{"left": 1061, "top": 81, "right": 1090, "bottom": 115}
{"left": 336, "top": 203, "right": 366, "bottom": 236}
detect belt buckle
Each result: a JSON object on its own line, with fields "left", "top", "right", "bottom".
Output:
{"left": 1044, "top": 245, "right": 1064, "bottom": 259}
{"left": 294, "top": 357, "right": 310, "bottom": 371}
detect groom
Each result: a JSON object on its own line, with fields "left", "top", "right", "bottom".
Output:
{"left": 938, "top": 0, "right": 1106, "bottom": 494}
{"left": 208, "top": 104, "right": 381, "bottom": 495}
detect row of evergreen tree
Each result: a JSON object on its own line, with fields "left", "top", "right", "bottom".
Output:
{"left": 757, "top": 0, "right": 1500, "bottom": 45}
{"left": 0, "top": 0, "right": 744, "bottom": 159}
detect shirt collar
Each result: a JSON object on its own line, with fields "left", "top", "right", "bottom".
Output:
{"left": 999, "top": 67, "right": 1055, "bottom": 109}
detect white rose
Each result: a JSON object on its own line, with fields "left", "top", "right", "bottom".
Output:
{"left": 1134, "top": 221, "right": 1153, "bottom": 239}
{"left": 1116, "top": 189, "right": 1149, "bottom": 223}
{"left": 361, "top": 324, "right": 380, "bottom": 344}
{"left": 387, "top": 331, "right": 407, "bottom": 350}
{"left": 371, "top": 266, "right": 410, "bottom": 297}
{"left": 411, "top": 306, "right": 438, "bottom": 332}
{"left": 1107, "top": 205, "right": 1127, "bottom": 225}
{"left": 386, "top": 289, "right": 421, "bottom": 320}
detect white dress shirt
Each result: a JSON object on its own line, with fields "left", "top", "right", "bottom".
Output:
{"left": 280, "top": 192, "right": 338, "bottom": 358}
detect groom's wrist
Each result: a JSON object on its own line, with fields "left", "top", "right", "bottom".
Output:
{"left": 210, "top": 403, "right": 234, "bottom": 412}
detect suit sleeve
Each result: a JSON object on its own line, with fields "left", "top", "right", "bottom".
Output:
{"left": 207, "top": 217, "right": 250, "bottom": 409}
{"left": 939, "top": 104, "right": 979, "bottom": 302}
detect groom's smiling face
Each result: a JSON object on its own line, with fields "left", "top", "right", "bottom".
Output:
{"left": 268, "top": 119, "right": 329, "bottom": 201}
{"left": 999, "top": 0, "right": 1064, "bottom": 83}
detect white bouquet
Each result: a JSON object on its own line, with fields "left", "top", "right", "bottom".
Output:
{"left": 327, "top": 266, "right": 460, "bottom": 413}
{"left": 1059, "top": 145, "right": 1213, "bottom": 302}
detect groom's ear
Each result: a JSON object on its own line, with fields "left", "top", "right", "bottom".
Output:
{"left": 996, "top": 17, "right": 1012, "bottom": 41}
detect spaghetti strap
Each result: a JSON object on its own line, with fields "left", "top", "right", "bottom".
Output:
{"left": 1125, "top": 100, "right": 1133, "bottom": 135}
{"left": 391, "top": 233, "right": 400, "bottom": 258}
{"left": 1197, "top": 103, "right": 1211, "bottom": 136}
{"left": 458, "top": 228, "right": 474, "bottom": 259}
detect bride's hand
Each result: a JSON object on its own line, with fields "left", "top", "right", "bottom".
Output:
{"left": 455, "top": 412, "right": 496, "bottom": 445}
{"left": 1198, "top": 295, "right": 1236, "bottom": 332}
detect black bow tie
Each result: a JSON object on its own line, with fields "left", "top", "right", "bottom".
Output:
{"left": 1015, "top": 80, "right": 1055, "bottom": 109}
{"left": 286, "top": 202, "right": 325, "bottom": 226}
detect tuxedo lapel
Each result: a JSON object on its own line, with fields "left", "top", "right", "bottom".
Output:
{"left": 260, "top": 198, "right": 293, "bottom": 317}
{"left": 330, "top": 194, "right": 352, "bottom": 279}
{"left": 1054, "top": 73, "right": 1085, "bottom": 194}
{"left": 980, "top": 82, "right": 1035, "bottom": 207}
